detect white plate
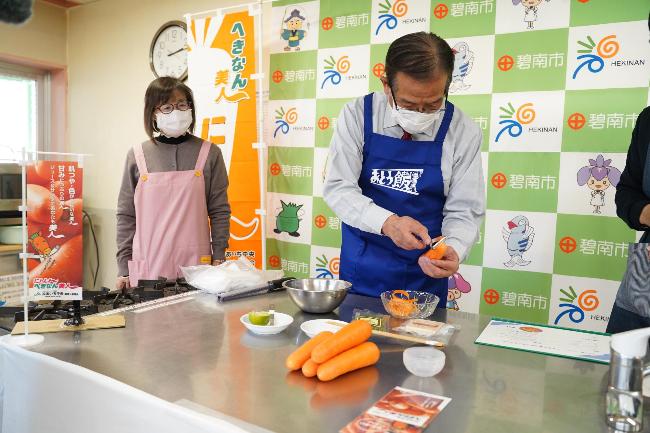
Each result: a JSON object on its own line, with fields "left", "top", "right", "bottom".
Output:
{"left": 240, "top": 312, "right": 293, "bottom": 335}
{"left": 300, "top": 319, "right": 347, "bottom": 338}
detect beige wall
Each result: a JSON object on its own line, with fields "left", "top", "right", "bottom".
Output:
{"left": 67, "top": 0, "right": 264, "bottom": 289}
{"left": 0, "top": 0, "right": 269, "bottom": 290}
{"left": 0, "top": 1, "right": 67, "bottom": 67}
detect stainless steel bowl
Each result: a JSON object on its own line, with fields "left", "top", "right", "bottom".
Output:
{"left": 283, "top": 278, "right": 351, "bottom": 313}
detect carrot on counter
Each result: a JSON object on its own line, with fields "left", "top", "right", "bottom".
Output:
{"left": 301, "top": 358, "right": 320, "bottom": 378}
{"left": 311, "top": 320, "right": 372, "bottom": 364}
{"left": 285, "top": 331, "right": 333, "bottom": 371}
{"left": 316, "top": 342, "right": 381, "bottom": 382}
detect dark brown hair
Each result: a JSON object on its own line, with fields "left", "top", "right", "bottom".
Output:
{"left": 385, "top": 32, "right": 454, "bottom": 92}
{"left": 143, "top": 77, "right": 196, "bottom": 142}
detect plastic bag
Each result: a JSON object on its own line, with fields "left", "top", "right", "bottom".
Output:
{"left": 393, "top": 319, "right": 458, "bottom": 346}
{"left": 352, "top": 309, "right": 390, "bottom": 331}
{"left": 180, "top": 257, "right": 283, "bottom": 295}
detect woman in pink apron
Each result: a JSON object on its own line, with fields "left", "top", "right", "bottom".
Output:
{"left": 115, "top": 77, "right": 231, "bottom": 289}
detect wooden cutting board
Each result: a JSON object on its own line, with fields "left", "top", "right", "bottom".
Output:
{"left": 11, "top": 314, "right": 126, "bottom": 335}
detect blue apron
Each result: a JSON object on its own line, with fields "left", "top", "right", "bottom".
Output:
{"left": 339, "top": 93, "right": 454, "bottom": 303}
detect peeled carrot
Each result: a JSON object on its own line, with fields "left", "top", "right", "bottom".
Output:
{"left": 423, "top": 236, "right": 447, "bottom": 260}
{"left": 316, "top": 342, "right": 381, "bottom": 382}
{"left": 315, "top": 366, "right": 379, "bottom": 399}
{"left": 301, "top": 358, "right": 320, "bottom": 378}
{"left": 311, "top": 320, "right": 372, "bottom": 364}
{"left": 285, "top": 331, "right": 333, "bottom": 371}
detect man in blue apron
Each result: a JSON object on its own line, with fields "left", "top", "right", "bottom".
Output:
{"left": 324, "top": 32, "right": 485, "bottom": 303}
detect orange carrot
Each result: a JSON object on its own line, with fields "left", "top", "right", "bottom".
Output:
{"left": 311, "top": 320, "right": 372, "bottom": 364}
{"left": 285, "top": 331, "right": 333, "bottom": 371}
{"left": 316, "top": 342, "right": 380, "bottom": 382}
{"left": 385, "top": 290, "right": 417, "bottom": 318}
{"left": 301, "top": 359, "right": 320, "bottom": 378}
{"left": 315, "top": 366, "right": 378, "bottom": 399}
{"left": 424, "top": 236, "right": 447, "bottom": 260}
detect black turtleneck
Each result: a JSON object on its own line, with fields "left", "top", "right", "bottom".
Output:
{"left": 155, "top": 133, "right": 191, "bottom": 145}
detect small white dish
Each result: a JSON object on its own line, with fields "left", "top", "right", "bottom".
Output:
{"left": 240, "top": 312, "right": 293, "bottom": 335}
{"left": 300, "top": 319, "right": 347, "bottom": 338}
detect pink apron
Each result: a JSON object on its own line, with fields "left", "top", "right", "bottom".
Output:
{"left": 128, "top": 141, "right": 213, "bottom": 287}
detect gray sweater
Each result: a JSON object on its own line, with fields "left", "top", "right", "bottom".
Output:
{"left": 116, "top": 135, "right": 231, "bottom": 276}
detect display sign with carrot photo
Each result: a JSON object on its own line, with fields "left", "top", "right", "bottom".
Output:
{"left": 341, "top": 386, "right": 452, "bottom": 433}
{"left": 26, "top": 160, "right": 83, "bottom": 300}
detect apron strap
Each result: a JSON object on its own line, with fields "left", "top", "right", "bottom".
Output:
{"left": 433, "top": 101, "right": 455, "bottom": 143}
{"left": 195, "top": 141, "right": 212, "bottom": 171}
{"left": 133, "top": 142, "right": 149, "bottom": 175}
{"left": 363, "top": 93, "right": 374, "bottom": 144}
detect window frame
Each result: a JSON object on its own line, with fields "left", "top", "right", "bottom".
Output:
{"left": 0, "top": 61, "right": 51, "bottom": 154}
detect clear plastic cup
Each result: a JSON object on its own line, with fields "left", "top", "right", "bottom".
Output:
{"left": 403, "top": 346, "right": 446, "bottom": 377}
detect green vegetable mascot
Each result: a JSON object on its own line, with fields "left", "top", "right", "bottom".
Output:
{"left": 274, "top": 201, "right": 302, "bottom": 237}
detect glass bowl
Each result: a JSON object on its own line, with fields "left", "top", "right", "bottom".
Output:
{"left": 380, "top": 290, "right": 439, "bottom": 319}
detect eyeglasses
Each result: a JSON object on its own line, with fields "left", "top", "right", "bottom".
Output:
{"left": 157, "top": 101, "right": 192, "bottom": 114}
{"left": 390, "top": 87, "right": 445, "bottom": 114}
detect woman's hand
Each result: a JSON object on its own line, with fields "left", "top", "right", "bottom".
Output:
{"left": 115, "top": 276, "right": 130, "bottom": 291}
{"left": 213, "top": 259, "right": 225, "bottom": 266}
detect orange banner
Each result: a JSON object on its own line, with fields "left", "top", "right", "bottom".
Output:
{"left": 187, "top": 10, "right": 263, "bottom": 268}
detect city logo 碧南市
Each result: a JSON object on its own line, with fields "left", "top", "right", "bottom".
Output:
{"left": 572, "top": 34, "right": 621, "bottom": 79}
{"left": 554, "top": 286, "right": 602, "bottom": 325}
{"left": 273, "top": 107, "right": 298, "bottom": 138}
{"left": 495, "top": 102, "right": 535, "bottom": 142}
{"left": 320, "top": 55, "right": 351, "bottom": 89}
{"left": 375, "top": 0, "right": 408, "bottom": 35}
{"left": 314, "top": 254, "right": 340, "bottom": 279}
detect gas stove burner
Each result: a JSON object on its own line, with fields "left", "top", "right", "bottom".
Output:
{"left": 134, "top": 278, "right": 197, "bottom": 299}
{"left": 0, "top": 282, "right": 199, "bottom": 331}
{"left": 93, "top": 291, "right": 141, "bottom": 313}
{"left": 13, "top": 299, "right": 99, "bottom": 323}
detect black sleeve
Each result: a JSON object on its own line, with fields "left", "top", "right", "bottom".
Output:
{"left": 615, "top": 106, "right": 650, "bottom": 231}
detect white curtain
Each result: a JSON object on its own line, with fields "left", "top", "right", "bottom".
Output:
{"left": 0, "top": 342, "right": 251, "bottom": 433}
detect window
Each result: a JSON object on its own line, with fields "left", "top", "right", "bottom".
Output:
{"left": 0, "top": 62, "right": 50, "bottom": 161}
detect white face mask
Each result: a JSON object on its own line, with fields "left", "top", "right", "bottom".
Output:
{"left": 155, "top": 109, "right": 192, "bottom": 138}
{"left": 390, "top": 102, "right": 443, "bottom": 135}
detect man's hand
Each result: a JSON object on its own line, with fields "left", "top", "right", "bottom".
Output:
{"left": 640, "top": 204, "right": 650, "bottom": 227}
{"left": 382, "top": 215, "right": 431, "bottom": 250}
{"left": 418, "top": 245, "right": 459, "bottom": 279}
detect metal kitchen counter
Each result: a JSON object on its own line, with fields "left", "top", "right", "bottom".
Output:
{"left": 28, "top": 292, "right": 645, "bottom": 433}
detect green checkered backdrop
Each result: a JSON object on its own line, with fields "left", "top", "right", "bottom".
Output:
{"left": 265, "top": 0, "right": 649, "bottom": 332}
